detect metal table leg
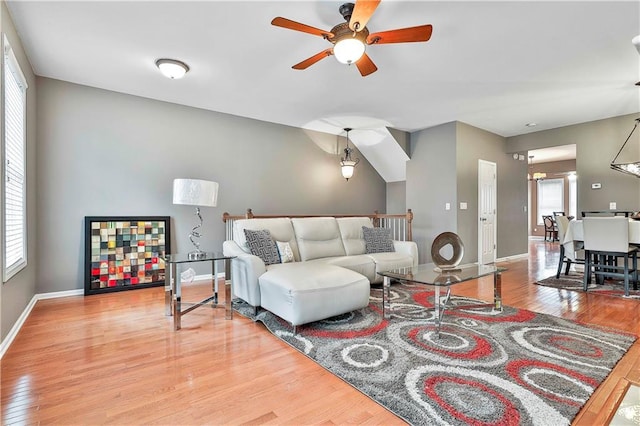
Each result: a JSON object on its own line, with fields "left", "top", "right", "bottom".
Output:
{"left": 225, "top": 258, "right": 233, "bottom": 319}
{"left": 213, "top": 259, "right": 219, "bottom": 306}
{"left": 383, "top": 276, "right": 392, "bottom": 319}
{"left": 172, "top": 263, "right": 181, "bottom": 330}
{"left": 165, "top": 263, "right": 172, "bottom": 317}
{"left": 494, "top": 270, "right": 503, "bottom": 311}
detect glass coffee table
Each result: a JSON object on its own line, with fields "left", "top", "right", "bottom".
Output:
{"left": 378, "top": 263, "right": 505, "bottom": 336}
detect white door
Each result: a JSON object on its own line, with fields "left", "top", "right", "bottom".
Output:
{"left": 478, "top": 160, "right": 497, "bottom": 264}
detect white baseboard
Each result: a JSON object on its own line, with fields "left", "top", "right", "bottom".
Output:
{"left": 0, "top": 294, "right": 37, "bottom": 359}
{"left": 496, "top": 253, "right": 529, "bottom": 263}
{"left": 0, "top": 274, "right": 225, "bottom": 359}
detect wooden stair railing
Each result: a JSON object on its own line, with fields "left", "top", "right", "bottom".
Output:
{"left": 222, "top": 209, "right": 413, "bottom": 242}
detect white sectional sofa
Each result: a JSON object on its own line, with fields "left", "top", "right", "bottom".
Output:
{"left": 222, "top": 216, "right": 418, "bottom": 329}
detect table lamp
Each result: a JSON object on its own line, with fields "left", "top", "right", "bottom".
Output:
{"left": 172, "top": 178, "right": 219, "bottom": 259}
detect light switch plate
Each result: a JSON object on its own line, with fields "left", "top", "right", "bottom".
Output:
{"left": 610, "top": 202, "right": 617, "bottom": 210}
{"left": 460, "top": 202, "right": 468, "bottom": 210}
{"left": 445, "top": 203, "right": 451, "bottom": 210}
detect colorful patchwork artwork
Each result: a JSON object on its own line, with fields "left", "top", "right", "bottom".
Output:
{"left": 85, "top": 217, "right": 171, "bottom": 295}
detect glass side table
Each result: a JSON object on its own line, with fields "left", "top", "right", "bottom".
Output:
{"left": 378, "top": 263, "right": 505, "bottom": 337}
{"left": 161, "top": 252, "right": 235, "bottom": 330}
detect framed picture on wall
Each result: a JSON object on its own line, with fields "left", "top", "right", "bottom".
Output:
{"left": 84, "top": 216, "right": 171, "bottom": 296}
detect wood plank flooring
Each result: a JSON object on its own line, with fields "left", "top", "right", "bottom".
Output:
{"left": 2, "top": 239, "right": 639, "bottom": 425}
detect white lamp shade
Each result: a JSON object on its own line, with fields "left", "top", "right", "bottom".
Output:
{"left": 173, "top": 179, "right": 218, "bottom": 207}
{"left": 341, "top": 162, "right": 356, "bottom": 179}
{"left": 333, "top": 38, "right": 365, "bottom": 64}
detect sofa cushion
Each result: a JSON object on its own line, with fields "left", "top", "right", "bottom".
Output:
{"left": 309, "top": 254, "right": 377, "bottom": 283}
{"left": 244, "top": 229, "right": 280, "bottom": 265}
{"left": 258, "top": 263, "right": 370, "bottom": 326}
{"left": 234, "top": 218, "right": 300, "bottom": 261}
{"left": 336, "top": 217, "right": 373, "bottom": 256}
{"left": 366, "top": 252, "right": 416, "bottom": 282}
{"left": 292, "top": 217, "right": 346, "bottom": 261}
{"left": 362, "top": 226, "right": 395, "bottom": 253}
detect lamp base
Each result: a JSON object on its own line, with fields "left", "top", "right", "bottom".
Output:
{"left": 188, "top": 251, "right": 207, "bottom": 260}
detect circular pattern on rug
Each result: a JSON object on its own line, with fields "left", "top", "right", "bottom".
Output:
{"left": 406, "top": 365, "right": 568, "bottom": 425}
{"left": 303, "top": 306, "right": 387, "bottom": 339}
{"left": 411, "top": 292, "right": 537, "bottom": 323}
{"left": 386, "top": 320, "right": 509, "bottom": 368}
{"left": 510, "top": 325, "right": 630, "bottom": 371}
{"left": 506, "top": 359, "right": 599, "bottom": 406}
{"left": 315, "top": 338, "right": 409, "bottom": 384}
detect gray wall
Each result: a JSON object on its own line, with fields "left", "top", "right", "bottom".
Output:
{"left": 508, "top": 114, "right": 640, "bottom": 214}
{"left": 407, "top": 121, "right": 529, "bottom": 264}
{"left": 1, "top": 2, "right": 38, "bottom": 342}
{"left": 386, "top": 181, "right": 406, "bottom": 214}
{"left": 407, "top": 122, "right": 458, "bottom": 263}
{"left": 456, "top": 122, "right": 528, "bottom": 262}
{"left": 36, "top": 78, "right": 387, "bottom": 294}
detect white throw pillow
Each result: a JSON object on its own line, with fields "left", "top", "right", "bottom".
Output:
{"left": 277, "top": 241, "right": 295, "bottom": 263}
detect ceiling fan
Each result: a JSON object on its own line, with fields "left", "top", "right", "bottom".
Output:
{"left": 271, "top": 0, "right": 433, "bottom": 77}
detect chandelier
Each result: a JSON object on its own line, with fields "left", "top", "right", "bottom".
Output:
{"left": 610, "top": 118, "right": 640, "bottom": 178}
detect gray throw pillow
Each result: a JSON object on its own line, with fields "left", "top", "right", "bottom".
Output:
{"left": 362, "top": 226, "right": 395, "bottom": 253}
{"left": 244, "top": 229, "right": 280, "bottom": 265}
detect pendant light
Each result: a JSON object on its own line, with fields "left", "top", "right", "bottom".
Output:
{"left": 340, "top": 128, "right": 360, "bottom": 181}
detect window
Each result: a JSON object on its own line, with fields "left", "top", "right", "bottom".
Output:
{"left": 537, "top": 178, "right": 564, "bottom": 225}
{"left": 3, "top": 37, "right": 28, "bottom": 282}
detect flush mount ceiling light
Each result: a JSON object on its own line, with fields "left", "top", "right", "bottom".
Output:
{"left": 155, "top": 58, "right": 190, "bottom": 79}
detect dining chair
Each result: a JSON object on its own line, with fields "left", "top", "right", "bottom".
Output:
{"left": 553, "top": 211, "right": 566, "bottom": 217}
{"left": 542, "top": 215, "right": 558, "bottom": 241}
{"left": 555, "top": 216, "right": 584, "bottom": 278}
{"left": 582, "top": 217, "right": 638, "bottom": 296}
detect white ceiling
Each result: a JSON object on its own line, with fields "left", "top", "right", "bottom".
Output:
{"left": 6, "top": 0, "right": 640, "bottom": 141}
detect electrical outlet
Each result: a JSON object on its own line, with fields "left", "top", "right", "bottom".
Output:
{"left": 610, "top": 202, "right": 617, "bottom": 210}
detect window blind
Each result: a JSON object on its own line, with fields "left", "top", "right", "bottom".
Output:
{"left": 3, "top": 40, "right": 28, "bottom": 282}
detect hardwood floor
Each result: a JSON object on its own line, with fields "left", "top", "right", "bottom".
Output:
{"left": 2, "top": 239, "right": 639, "bottom": 425}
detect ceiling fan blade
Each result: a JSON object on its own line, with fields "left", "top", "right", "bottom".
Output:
{"left": 355, "top": 53, "right": 377, "bottom": 77}
{"left": 271, "top": 17, "right": 333, "bottom": 38}
{"left": 367, "top": 24, "right": 433, "bottom": 44}
{"left": 292, "top": 49, "right": 333, "bottom": 70}
{"left": 349, "top": 0, "right": 381, "bottom": 32}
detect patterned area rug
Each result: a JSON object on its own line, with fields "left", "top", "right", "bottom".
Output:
{"left": 537, "top": 271, "right": 640, "bottom": 299}
{"left": 233, "top": 283, "right": 636, "bottom": 425}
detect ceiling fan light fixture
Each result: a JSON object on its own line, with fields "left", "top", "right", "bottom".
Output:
{"left": 155, "top": 58, "right": 190, "bottom": 79}
{"left": 333, "top": 38, "right": 365, "bottom": 64}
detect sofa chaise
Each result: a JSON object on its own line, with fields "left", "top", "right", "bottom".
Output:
{"left": 222, "top": 216, "right": 418, "bottom": 330}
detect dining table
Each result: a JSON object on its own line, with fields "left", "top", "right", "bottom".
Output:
{"left": 562, "top": 218, "right": 640, "bottom": 245}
